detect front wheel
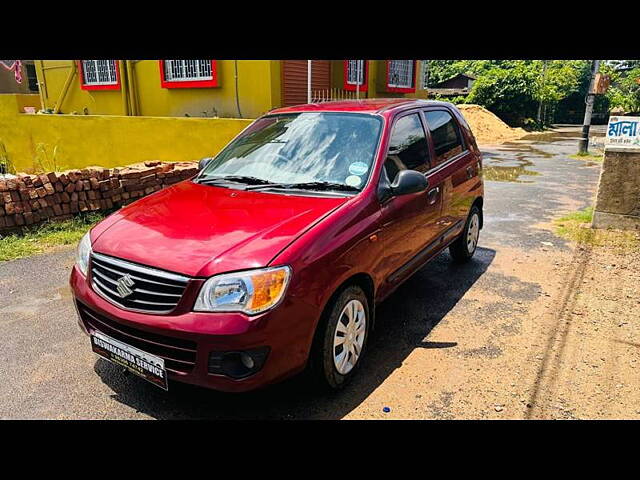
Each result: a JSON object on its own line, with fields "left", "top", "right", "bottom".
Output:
{"left": 449, "top": 205, "right": 481, "bottom": 263}
{"left": 311, "top": 285, "right": 370, "bottom": 391}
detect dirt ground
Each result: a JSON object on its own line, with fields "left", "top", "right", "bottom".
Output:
{"left": 346, "top": 240, "right": 640, "bottom": 420}
{"left": 522, "top": 242, "right": 640, "bottom": 419}
{"left": 1, "top": 125, "right": 639, "bottom": 420}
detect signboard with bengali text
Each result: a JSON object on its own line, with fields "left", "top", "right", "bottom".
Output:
{"left": 606, "top": 116, "right": 640, "bottom": 150}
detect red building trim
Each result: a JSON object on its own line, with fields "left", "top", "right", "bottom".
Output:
{"left": 343, "top": 60, "right": 369, "bottom": 92}
{"left": 384, "top": 60, "right": 417, "bottom": 93}
{"left": 78, "top": 60, "right": 121, "bottom": 91}
{"left": 159, "top": 60, "right": 219, "bottom": 89}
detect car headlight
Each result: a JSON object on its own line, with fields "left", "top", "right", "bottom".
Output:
{"left": 194, "top": 266, "right": 291, "bottom": 315}
{"left": 76, "top": 231, "right": 92, "bottom": 276}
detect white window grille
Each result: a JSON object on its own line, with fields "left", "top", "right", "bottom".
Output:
{"left": 81, "top": 60, "right": 118, "bottom": 86}
{"left": 346, "top": 60, "right": 365, "bottom": 86}
{"left": 164, "top": 60, "right": 213, "bottom": 82}
{"left": 387, "top": 60, "right": 414, "bottom": 89}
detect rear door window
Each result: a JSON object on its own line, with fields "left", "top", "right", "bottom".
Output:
{"left": 423, "top": 110, "right": 465, "bottom": 165}
{"left": 384, "top": 113, "right": 430, "bottom": 182}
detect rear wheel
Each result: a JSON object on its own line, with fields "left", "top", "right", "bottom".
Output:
{"left": 311, "top": 285, "right": 370, "bottom": 390}
{"left": 449, "top": 205, "right": 481, "bottom": 263}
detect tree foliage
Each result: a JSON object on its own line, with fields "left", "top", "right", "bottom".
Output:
{"left": 425, "top": 60, "right": 593, "bottom": 127}
{"left": 601, "top": 61, "right": 640, "bottom": 114}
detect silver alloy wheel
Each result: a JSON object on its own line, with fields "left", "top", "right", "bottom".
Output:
{"left": 467, "top": 212, "right": 480, "bottom": 253}
{"left": 333, "top": 299, "right": 366, "bottom": 375}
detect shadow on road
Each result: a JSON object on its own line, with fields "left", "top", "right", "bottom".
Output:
{"left": 94, "top": 246, "right": 495, "bottom": 419}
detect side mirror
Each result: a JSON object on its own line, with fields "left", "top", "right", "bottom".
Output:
{"left": 198, "top": 157, "right": 213, "bottom": 171}
{"left": 391, "top": 170, "right": 429, "bottom": 196}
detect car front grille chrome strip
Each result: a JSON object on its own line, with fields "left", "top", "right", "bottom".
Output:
{"left": 92, "top": 269, "right": 183, "bottom": 298}
{"left": 91, "top": 252, "right": 190, "bottom": 283}
{"left": 90, "top": 252, "right": 190, "bottom": 314}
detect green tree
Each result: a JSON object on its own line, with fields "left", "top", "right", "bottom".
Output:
{"left": 602, "top": 61, "right": 640, "bottom": 114}
{"left": 425, "top": 60, "right": 500, "bottom": 86}
{"left": 424, "top": 60, "right": 592, "bottom": 127}
{"left": 535, "top": 60, "right": 592, "bottom": 125}
{"left": 535, "top": 61, "right": 589, "bottom": 108}
{"left": 466, "top": 61, "right": 540, "bottom": 126}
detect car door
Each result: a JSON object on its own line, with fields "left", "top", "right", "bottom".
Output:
{"left": 423, "top": 108, "right": 479, "bottom": 232}
{"left": 374, "top": 110, "right": 445, "bottom": 295}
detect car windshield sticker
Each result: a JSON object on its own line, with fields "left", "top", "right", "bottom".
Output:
{"left": 345, "top": 175, "right": 362, "bottom": 187}
{"left": 348, "top": 162, "right": 369, "bottom": 176}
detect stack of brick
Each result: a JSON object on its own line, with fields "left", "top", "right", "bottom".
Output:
{"left": 0, "top": 161, "right": 198, "bottom": 233}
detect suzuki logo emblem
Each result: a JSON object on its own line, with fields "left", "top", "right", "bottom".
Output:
{"left": 116, "top": 274, "right": 135, "bottom": 298}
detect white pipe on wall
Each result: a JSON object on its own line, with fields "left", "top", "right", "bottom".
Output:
{"left": 307, "top": 60, "right": 312, "bottom": 103}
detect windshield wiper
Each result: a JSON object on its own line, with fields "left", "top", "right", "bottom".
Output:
{"left": 197, "top": 176, "right": 360, "bottom": 193}
{"left": 196, "top": 175, "right": 276, "bottom": 186}
{"left": 245, "top": 181, "right": 359, "bottom": 193}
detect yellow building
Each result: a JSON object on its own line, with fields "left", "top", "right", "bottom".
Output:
{"left": 0, "top": 60, "right": 430, "bottom": 173}
{"left": 35, "top": 60, "right": 429, "bottom": 118}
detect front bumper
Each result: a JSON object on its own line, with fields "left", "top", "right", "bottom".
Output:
{"left": 70, "top": 265, "right": 317, "bottom": 392}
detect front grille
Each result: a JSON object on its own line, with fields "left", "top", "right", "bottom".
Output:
{"left": 90, "top": 252, "right": 189, "bottom": 314}
{"left": 77, "top": 302, "right": 197, "bottom": 374}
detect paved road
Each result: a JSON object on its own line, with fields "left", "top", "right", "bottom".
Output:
{"left": 0, "top": 126, "right": 603, "bottom": 419}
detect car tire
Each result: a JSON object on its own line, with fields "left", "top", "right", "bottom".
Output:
{"left": 449, "top": 205, "right": 481, "bottom": 263}
{"left": 310, "top": 285, "right": 370, "bottom": 391}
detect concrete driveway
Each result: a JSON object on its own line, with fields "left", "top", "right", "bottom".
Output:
{"left": 0, "top": 126, "right": 610, "bottom": 419}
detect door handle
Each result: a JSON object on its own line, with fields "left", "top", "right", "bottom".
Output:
{"left": 466, "top": 166, "right": 474, "bottom": 179}
{"left": 427, "top": 186, "right": 440, "bottom": 204}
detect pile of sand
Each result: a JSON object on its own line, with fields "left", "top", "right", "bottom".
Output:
{"left": 457, "top": 104, "right": 527, "bottom": 145}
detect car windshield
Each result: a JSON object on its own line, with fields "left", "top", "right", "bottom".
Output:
{"left": 196, "top": 112, "right": 383, "bottom": 192}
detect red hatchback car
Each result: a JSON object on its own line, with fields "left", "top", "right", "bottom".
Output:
{"left": 70, "top": 99, "right": 484, "bottom": 392}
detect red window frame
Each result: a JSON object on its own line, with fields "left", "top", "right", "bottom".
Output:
{"left": 385, "top": 60, "right": 417, "bottom": 93}
{"left": 159, "top": 60, "right": 219, "bottom": 89}
{"left": 343, "top": 60, "right": 369, "bottom": 92}
{"left": 78, "top": 60, "right": 121, "bottom": 91}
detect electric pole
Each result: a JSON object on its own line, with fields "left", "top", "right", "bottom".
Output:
{"left": 578, "top": 59, "right": 601, "bottom": 154}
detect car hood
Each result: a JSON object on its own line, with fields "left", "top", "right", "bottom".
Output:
{"left": 91, "top": 181, "right": 348, "bottom": 277}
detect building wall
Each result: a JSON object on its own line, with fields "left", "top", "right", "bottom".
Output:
{"left": 13, "top": 60, "right": 429, "bottom": 173}
{"left": 330, "top": 60, "right": 429, "bottom": 99}
{"left": 133, "top": 60, "right": 278, "bottom": 118}
{"left": 36, "top": 60, "right": 123, "bottom": 115}
{"left": 0, "top": 94, "right": 251, "bottom": 173}
{"left": 35, "top": 60, "right": 281, "bottom": 119}
{"left": 35, "top": 60, "right": 428, "bottom": 119}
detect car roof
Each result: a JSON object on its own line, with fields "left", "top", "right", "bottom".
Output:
{"left": 268, "top": 98, "right": 455, "bottom": 115}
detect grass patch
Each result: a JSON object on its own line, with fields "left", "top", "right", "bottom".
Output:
{"left": 0, "top": 212, "right": 106, "bottom": 262}
{"left": 568, "top": 151, "right": 604, "bottom": 162}
{"left": 553, "top": 206, "right": 640, "bottom": 250}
